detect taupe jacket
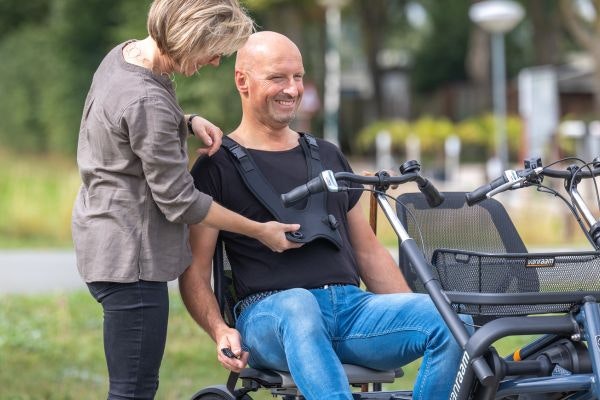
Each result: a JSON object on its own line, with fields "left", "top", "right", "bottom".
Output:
{"left": 72, "top": 42, "right": 212, "bottom": 283}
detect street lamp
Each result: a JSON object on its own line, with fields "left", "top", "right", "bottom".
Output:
{"left": 318, "top": 0, "right": 347, "bottom": 146}
{"left": 469, "top": 0, "right": 524, "bottom": 171}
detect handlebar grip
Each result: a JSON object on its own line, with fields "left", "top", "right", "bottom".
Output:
{"left": 418, "top": 178, "right": 445, "bottom": 207}
{"left": 465, "top": 176, "right": 508, "bottom": 206}
{"left": 281, "top": 176, "right": 324, "bottom": 207}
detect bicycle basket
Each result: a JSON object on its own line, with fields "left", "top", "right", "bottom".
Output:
{"left": 431, "top": 249, "right": 600, "bottom": 316}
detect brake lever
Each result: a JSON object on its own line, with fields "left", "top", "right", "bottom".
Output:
{"left": 487, "top": 176, "right": 526, "bottom": 198}
{"left": 486, "top": 167, "right": 543, "bottom": 198}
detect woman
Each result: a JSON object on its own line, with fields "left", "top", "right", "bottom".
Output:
{"left": 71, "top": 1, "right": 301, "bottom": 398}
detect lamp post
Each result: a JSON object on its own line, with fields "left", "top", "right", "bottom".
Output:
{"left": 318, "top": 0, "right": 347, "bottom": 146}
{"left": 469, "top": 0, "right": 524, "bottom": 171}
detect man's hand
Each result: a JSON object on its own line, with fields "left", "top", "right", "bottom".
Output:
{"left": 216, "top": 328, "right": 249, "bottom": 372}
{"left": 257, "top": 221, "right": 303, "bottom": 252}
{"left": 189, "top": 115, "right": 223, "bottom": 156}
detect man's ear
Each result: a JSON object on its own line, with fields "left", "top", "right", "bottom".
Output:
{"left": 235, "top": 70, "right": 248, "bottom": 93}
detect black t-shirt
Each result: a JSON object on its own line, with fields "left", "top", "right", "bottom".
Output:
{"left": 190, "top": 137, "right": 362, "bottom": 299}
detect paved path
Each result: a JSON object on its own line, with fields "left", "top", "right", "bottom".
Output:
{"left": 0, "top": 250, "right": 182, "bottom": 295}
{"left": 0, "top": 250, "right": 85, "bottom": 294}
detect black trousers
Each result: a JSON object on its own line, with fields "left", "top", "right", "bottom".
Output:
{"left": 87, "top": 280, "right": 169, "bottom": 400}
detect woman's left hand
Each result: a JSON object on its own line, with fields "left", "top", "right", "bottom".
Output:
{"left": 190, "top": 115, "right": 223, "bottom": 156}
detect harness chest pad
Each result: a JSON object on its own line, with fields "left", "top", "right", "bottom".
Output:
{"left": 221, "top": 134, "right": 343, "bottom": 250}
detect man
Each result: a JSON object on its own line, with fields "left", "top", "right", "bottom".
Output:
{"left": 180, "top": 31, "right": 469, "bottom": 400}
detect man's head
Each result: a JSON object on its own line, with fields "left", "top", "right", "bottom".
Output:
{"left": 235, "top": 31, "right": 305, "bottom": 129}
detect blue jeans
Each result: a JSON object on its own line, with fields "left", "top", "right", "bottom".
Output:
{"left": 236, "top": 285, "right": 472, "bottom": 400}
{"left": 87, "top": 280, "right": 169, "bottom": 400}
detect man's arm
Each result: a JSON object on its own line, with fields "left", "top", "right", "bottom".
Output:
{"left": 347, "top": 202, "right": 412, "bottom": 293}
{"left": 179, "top": 224, "right": 249, "bottom": 372}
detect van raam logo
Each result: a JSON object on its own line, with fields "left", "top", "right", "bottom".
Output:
{"left": 450, "top": 351, "right": 470, "bottom": 400}
{"left": 526, "top": 257, "right": 555, "bottom": 268}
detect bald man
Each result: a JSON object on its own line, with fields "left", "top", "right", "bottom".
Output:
{"left": 180, "top": 31, "right": 469, "bottom": 400}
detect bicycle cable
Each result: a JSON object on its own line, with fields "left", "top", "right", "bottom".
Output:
{"left": 346, "top": 186, "right": 427, "bottom": 257}
{"left": 570, "top": 161, "right": 600, "bottom": 215}
{"left": 532, "top": 182, "right": 596, "bottom": 247}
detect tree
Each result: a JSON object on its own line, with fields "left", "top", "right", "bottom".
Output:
{"left": 0, "top": 0, "right": 49, "bottom": 37}
{"left": 560, "top": 0, "right": 600, "bottom": 115}
{"left": 412, "top": 0, "right": 472, "bottom": 93}
{"left": 350, "top": 0, "right": 411, "bottom": 119}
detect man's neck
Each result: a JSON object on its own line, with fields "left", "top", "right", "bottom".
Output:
{"left": 230, "top": 122, "right": 299, "bottom": 151}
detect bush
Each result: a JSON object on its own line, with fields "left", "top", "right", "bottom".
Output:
{"left": 355, "top": 114, "right": 523, "bottom": 163}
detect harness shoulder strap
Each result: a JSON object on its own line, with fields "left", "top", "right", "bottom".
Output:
{"left": 221, "top": 136, "right": 254, "bottom": 172}
{"left": 222, "top": 136, "right": 281, "bottom": 219}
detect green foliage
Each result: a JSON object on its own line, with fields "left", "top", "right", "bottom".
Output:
{"left": 411, "top": 0, "right": 471, "bottom": 92}
{"left": 0, "top": 0, "right": 155, "bottom": 155}
{"left": 176, "top": 56, "right": 243, "bottom": 138}
{"left": 0, "top": 151, "right": 79, "bottom": 248}
{"left": 0, "top": 0, "right": 50, "bottom": 37}
{"left": 355, "top": 114, "right": 523, "bottom": 162}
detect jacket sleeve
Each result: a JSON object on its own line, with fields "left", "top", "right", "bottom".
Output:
{"left": 125, "top": 97, "right": 212, "bottom": 224}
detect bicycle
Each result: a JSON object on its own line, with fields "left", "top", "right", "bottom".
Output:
{"left": 193, "top": 157, "right": 600, "bottom": 399}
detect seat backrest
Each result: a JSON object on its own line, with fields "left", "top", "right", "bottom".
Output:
{"left": 396, "top": 192, "right": 527, "bottom": 293}
{"left": 212, "top": 236, "right": 238, "bottom": 328}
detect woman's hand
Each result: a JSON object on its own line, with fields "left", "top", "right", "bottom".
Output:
{"left": 215, "top": 328, "right": 249, "bottom": 372}
{"left": 189, "top": 115, "right": 223, "bottom": 156}
{"left": 257, "top": 221, "right": 303, "bottom": 252}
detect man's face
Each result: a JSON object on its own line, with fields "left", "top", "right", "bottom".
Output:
{"left": 246, "top": 52, "right": 305, "bottom": 128}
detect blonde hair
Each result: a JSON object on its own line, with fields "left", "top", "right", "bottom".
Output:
{"left": 147, "top": 0, "right": 255, "bottom": 71}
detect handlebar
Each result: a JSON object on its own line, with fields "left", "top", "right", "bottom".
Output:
{"left": 281, "top": 169, "right": 444, "bottom": 208}
{"left": 466, "top": 159, "right": 600, "bottom": 206}
{"left": 542, "top": 165, "right": 600, "bottom": 179}
{"left": 465, "top": 157, "right": 600, "bottom": 249}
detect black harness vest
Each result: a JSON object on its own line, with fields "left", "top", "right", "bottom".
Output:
{"left": 221, "top": 133, "right": 343, "bottom": 249}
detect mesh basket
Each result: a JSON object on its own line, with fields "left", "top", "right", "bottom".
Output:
{"left": 431, "top": 249, "right": 600, "bottom": 316}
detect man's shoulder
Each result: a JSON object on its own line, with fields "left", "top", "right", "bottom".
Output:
{"left": 310, "top": 136, "right": 341, "bottom": 153}
{"left": 190, "top": 148, "right": 232, "bottom": 176}
{"left": 310, "top": 136, "right": 349, "bottom": 165}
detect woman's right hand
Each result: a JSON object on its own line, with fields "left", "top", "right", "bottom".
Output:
{"left": 189, "top": 115, "right": 223, "bottom": 156}
{"left": 258, "top": 221, "right": 303, "bottom": 252}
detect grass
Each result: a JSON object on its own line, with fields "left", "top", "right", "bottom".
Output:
{"left": 0, "top": 150, "right": 79, "bottom": 249}
{"left": 0, "top": 289, "right": 538, "bottom": 399}
{"left": 0, "top": 290, "right": 239, "bottom": 399}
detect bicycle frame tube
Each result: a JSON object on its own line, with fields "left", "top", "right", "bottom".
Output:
{"left": 579, "top": 298, "right": 600, "bottom": 397}
{"left": 572, "top": 187, "right": 598, "bottom": 230}
{"left": 493, "top": 298, "right": 600, "bottom": 399}
{"left": 376, "top": 193, "right": 484, "bottom": 398}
